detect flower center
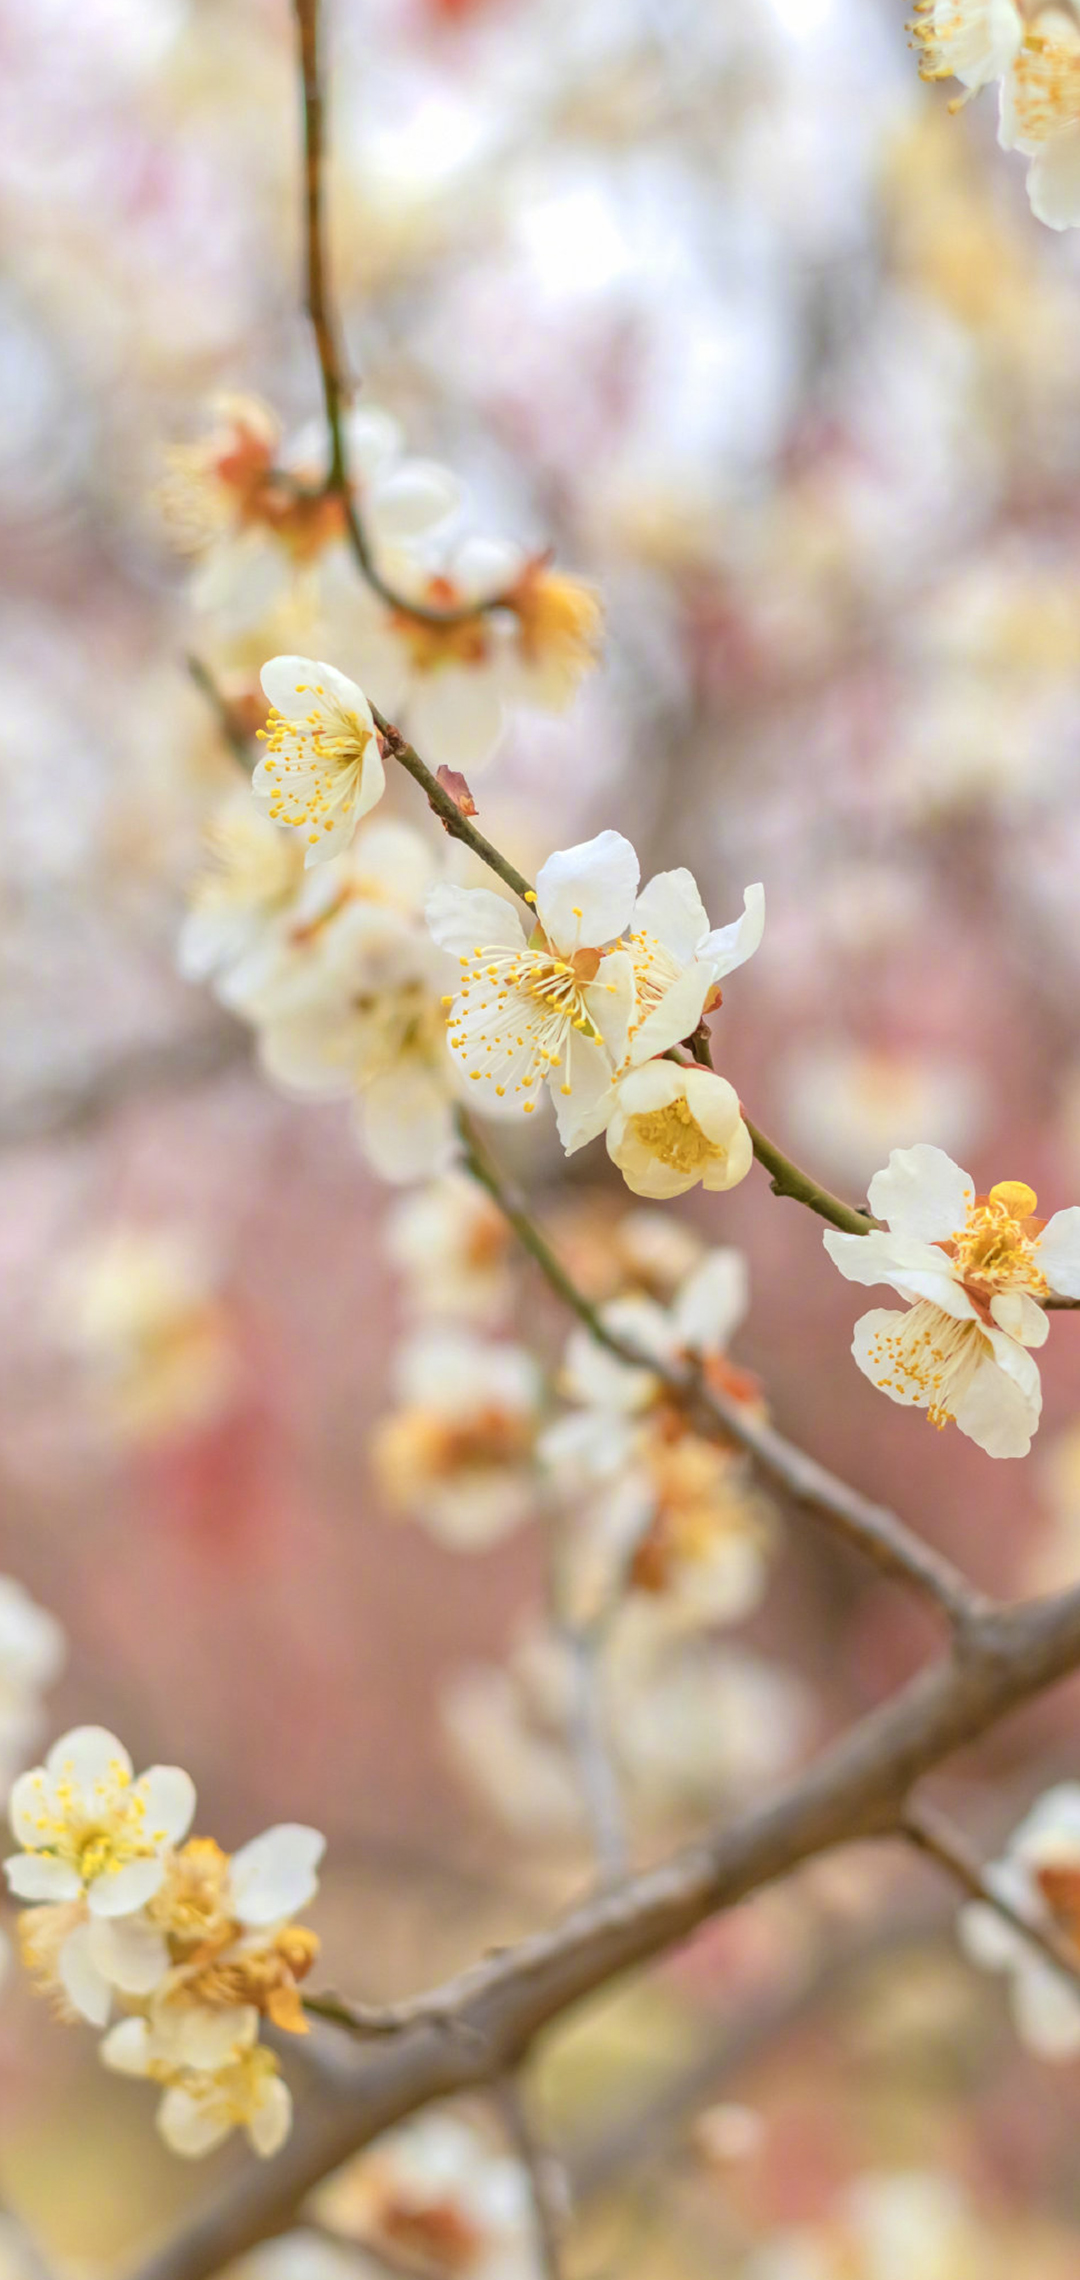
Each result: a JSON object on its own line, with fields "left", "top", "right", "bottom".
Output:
{"left": 22, "top": 1758, "right": 161, "bottom": 1881}
{"left": 448, "top": 943, "right": 608, "bottom": 1110}
{"left": 948, "top": 1180, "right": 1048, "bottom": 1300}
{"left": 257, "top": 683, "right": 372, "bottom": 846}
{"left": 864, "top": 1299, "right": 988, "bottom": 1429}
{"left": 630, "top": 1097, "right": 724, "bottom": 1174}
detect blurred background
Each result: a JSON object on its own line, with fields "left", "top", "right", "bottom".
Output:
{"left": 5, "top": 0, "right": 1080, "bottom": 2268}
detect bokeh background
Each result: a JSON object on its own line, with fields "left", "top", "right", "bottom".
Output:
{"left": 5, "top": 0, "right": 1080, "bottom": 2268}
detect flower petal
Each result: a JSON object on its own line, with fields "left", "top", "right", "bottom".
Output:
{"left": 407, "top": 668, "right": 506, "bottom": 774}
{"left": 425, "top": 883, "right": 526, "bottom": 958}
{"left": 46, "top": 1726, "right": 131, "bottom": 1792}
{"left": 698, "top": 882, "right": 766, "bottom": 980}
{"left": 850, "top": 1309, "right": 927, "bottom": 1407}
{"left": 1010, "top": 1955, "right": 1080, "bottom": 2057}
{"left": 632, "top": 869, "right": 709, "bottom": 964}
{"left": 359, "top": 1067, "right": 456, "bottom": 1185}
{"left": 87, "top": 1856, "right": 166, "bottom": 1918}
{"left": 249, "top": 2075, "right": 293, "bottom": 2158}
{"left": 536, "top": 831, "right": 640, "bottom": 953}
{"left": 1038, "top": 1207, "right": 1080, "bottom": 1299}
{"left": 59, "top": 1922, "right": 113, "bottom": 2027}
{"left": 552, "top": 1039, "right": 619, "bottom": 1156}
{"left": 583, "top": 949, "right": 635, "bottom": 1065}
{"left": 158, "top": 2088, "right": 233, "bottom": 2161}
{"left": 137, "top": 1766, "right": 197, "bottom": 1847}
{"left": 866, "top": 1145, "right": 975, "bottom": 1241}
{"left": 4, "top": 1854, "right": 82, "bottom": 1903}
{"left": 229, "top": 1824, "right": 326, "bottom": 1926}
{"left": 673, "top": 1249, "right": 749, "bottom": 1354}
{"left": 628, "top": 961, "right": 712, "bottom": 1065}
{"left": 1026, "top": 127, "right": 1080, "bottom": 232}
{"left": 950, "top": 1333, "right": 1042, "bottom": 1459}
{"left": 990, "top": 1289, "right": 1050, "bottom": 1348}
{"left": 366, "top": 460, "right": 462, "bottom": 541}
{"left": 101, "top": 2016, "right": 153, "bottom": 2077}
{"left": 88, "top": 1912, "right": 170, "bottom": 1996}
{"left": 259, "top": 656, "right": 368, "bottom": 725}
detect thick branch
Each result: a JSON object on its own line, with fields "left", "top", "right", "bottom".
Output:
{"left": 134, "top": 1582, "right": 1080, "bottom": 2280}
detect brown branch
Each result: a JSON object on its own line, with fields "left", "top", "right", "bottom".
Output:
{"left": 496, "top": 2076, "right": 566, "bottom": 2280}
{"left": 132, "top": 1581, "right": 1080, "bottom": 2280}
{"left": 902, "top": 1796, "right": 1080, "bottom": 1990}
{"left": 372, "top": 711, "right": 534, "bottom": 904}
{"left": 456, "top": 1112, "right": 979, "bottom": 1625}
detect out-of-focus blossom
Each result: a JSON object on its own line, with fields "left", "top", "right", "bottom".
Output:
{"left": 1000, "top": 13, "right": 1080, "bottom": 230}
{"left": 908, "top": 0, "right": 1022, "bottom": 100}
{"left": 825, "top": 1145, "right": 1080, "bottom": 1456}
{"left": 52, "top": 1226, "right": 238, "bottom": 1445}
{"left": 743, "top": 2170, "right": 984, "bottom": 2279}
{"left": 385, "top": 1175, "right": 513, "bottom": 1322}
{"left": 372, "top": 1330, "right": 540, "bottom": 1548}
{"left": 606, "top": 1062, "right": 752, "bottom": 1199}
{"left": 253, "top": 658, "right": 384, "bottom": 866}
{"left": 0, "top": 1579, "right": 66, "bottom": 1801}
{"left": 959, "top": 1783, "right": 1080, "bottom": 2056}
{"left": 178, "top": 792, "right": 306, "bottom": 996}
{"left": 780, "top": 1041, "right": 988, "bottom": 1194}
{"left": 103, "top": 2004, "right": 292, "bottom": 2159}
{"left": 315, "top": 2112, "right": 535, "bottom": 2279}
{"left": 427, "top": 831, "right": 637, "bottom": 1144}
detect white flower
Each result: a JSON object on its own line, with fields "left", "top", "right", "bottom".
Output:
{"left": 625, "top": 874, "right": 764, "bottom": 1064}
{"left": 0, "top": 1578, "right": 66, "bottom": 1800}
{"left": 343, "top": 533, "right": 538, "bottom": 775}
{"left": 372, "top": 1331, "right": 541, "bottom": 1548}
{"left": 958, "top": 1783, "right": 1080, "bottom": 2057}
{"left": 253, "top": 657, "right": 384, "bottom": 866}
{"left": 606, "top": 1608, "right": 810, "bottom": 1814}
{"left": 779, "top": 1041, "right": 987, "bottom": 1194}
{"left": 53, "top": 1226, "right": 237, "bottom": 1444}
{"left": 217, "top": 817, "right": 439, "bottom": 1026}
{"left": 426, "top": 831, "right": 637, "bottom": 1146}
{"left": 257, "top": 909, "right": 458, "bottom": 1185}
{"left": 999, "top": 14, "right": 1080, "bottom": 230}
{"left": 315, "top": 2112, "right": 534, "bottom": 2278}
{"left": 908, "top": 0, "right": 1023, "bottom": 97}
{"left": 6, "top": 1727, "right": 195, "bottom": 2020}
{"left": 178, "top": 793, "right": 305, "bottom": 995}
{"left": 385, "top": 1175, "right": 512, "bottom": 1322}
{"left": 606, "top": 1062, "right": 753, "bottom": 1199}
{"left": 102, "top": 2004, "right": 292, "bottom": 2159}
{"left": 824, "top": 1145, "right": 1080, "bottom": 1457}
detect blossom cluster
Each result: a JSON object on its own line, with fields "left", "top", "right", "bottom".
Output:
{"left": 912, "top": 0, "right": 1080, "bottom": 229}
{"left": 165, "top": 397, "right": 602, "bottom": 774}
{"left": 5, "top": 1724, "right": 323, "bottom": 2160}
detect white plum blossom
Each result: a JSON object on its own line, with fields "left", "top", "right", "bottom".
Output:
{"left": 385, "top": 1175, "right": 512, "bottom": 1322}
{"left": 606, "top": 1061, "right": 753, "bottom": 1200}
{"left": 254, "top": 658, "right": 384, "bottom": 866}
{"left": 999, "top": 13, "right": 1080, "bottom": 230}
{"left": 908, "top": 0, "right": 1023, "bottom": 99}
{"left": 824, "top": 1145, "right": 1080, "bottom": 1457}
{"left": 213, "top": 818, "right": 439, "bottom": 1027}
{"left": 178, "top": 792, "right": 306, "bottom": 996}
{"left": 426, "top": 831, "right": 637, "bottom": 1145}
{"left": 625, "top": 873, "right": 763, "bottom": 1065}
{"left": 372, "top": 1331, "right": 541, "bottom": 1548}
{"left": 53, "top": 1226, "right": 237, "bottom": 1444}
{"left": 103, "top": 2003, "right": 292, "bottom": 2159}
{"left": 958, "top": 1784, "right": 1080, "bottom": 2057}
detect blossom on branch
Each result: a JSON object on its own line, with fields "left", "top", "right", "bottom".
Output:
{"left": 825, "top": 1144, "right": 1080, "bottom": 1456}
{"left": 959, "top": 1783, "right": 1080, "bottom": 2056}
{"left": 606, "top": 1062, "right": 753, "bottom": 1199}
{"left": 385, "top": 1175, "right": 513, "bottom": 1322}
{"left": 103, "top": 2004, "right": 292, "bottom": 2159}
{"left": 315, "top": 2112, "right": 535, "bottom": 2275}
{"left": 253, "top": 657, "right": 384, "bottom": 865}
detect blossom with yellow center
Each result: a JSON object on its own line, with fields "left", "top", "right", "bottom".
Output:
{"left": 102, "top": 2005, "right": 292, "bottom": 2159}
{"left": 825, "top": 1144, "right": 1080, "bottom": 1457}
{"left": 385, "top": 1174, "right": 513, "bottom": 1323}
{"left": 372, "top": 1330, "right": 540, "bottom": 1548}
{"left": 503, "top": 561, "right": 604, "bottom": 709}
{"left": 907, "top": 0, "right": 1022, "bottom": 99}
{"left": 606, "top": 1062, "right": 753, "bottom": 1200}
{"left": 253, "top": 656, "right": 384, "bottom": 865}
{"left": 54, "top": 1226, "right": 237, "bottom": 1445}
{"left": 426, "top": 831, "right": 637, "bottom": 1148}
{"left": 6, "top": 1727, "right": 195, "bottom": 1918}
{"left": 624, "top": 873, "right": 764, "bottom": 1067}
{"left": 178, "top": 792, "right": 305, "bottom": 995}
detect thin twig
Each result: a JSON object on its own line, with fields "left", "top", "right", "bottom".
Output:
{"left": 497, "top": 2075, "right": 567, "bottom": 2280}
{"left": 186, "top": 654, "right": 253, "bottom": 770}
{"left": 373, "top": 709, "right": 534, "bottom": 903}
{"left": 903, "top": 1797, "right": 1080, "bottom": 1990}
{"left": 457, "top": 1110, "right": 979, "bottom": 1625}
{"left": 560, "top": 1624, "right": 629, "bottom": 1887}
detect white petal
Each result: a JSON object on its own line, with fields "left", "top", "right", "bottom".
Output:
{"left": 823, "top": 1226, "right": 969, "bottom": 1303}
{"left": 258, "top": 1013, "right": 360, "bottom": 1099}
{"left": 4, "top": 1854, "right": 82, "bottom": 1903}
{"left": 990, "top": 1289, "right": 1049, "bottom": 1347}
{"left": 1038, "top": 1207, "right": 1080, "bottom": 1298}
{"left": 58, "top": 1923, "right": 113, "bottom": 2026}
{"left": 536, "top": 830, "right": 640, "bottom": 953}
{"left": 698, "top": 882, "right": 766, "bottom": 980}
{"left": 425, "top": 883, "right": 526, "bottom": 957}
{"left": 958, "top": 1898, "right": 1027, "bottom": 1973}
{"left": 632, "top": 868, "right": 709, "bottom": 963}
{"left": 101, "top": 2016, "right": 153, "bottom": 2077}
{"left": 1027, "top": 128, "right": 1080, "bottom": 231}
{"left": 8, "top": 1771, "right": 54, "bottom": 1848}
{"left": 88, "top": 1912, "right": 170, "bottom": 1995}
{"left": 673, "top": 1249, "right": 749, "bottom": 1354}
{"left": 249, "top": 2075, "right": 293, "bottom": 2158}
{"left": 359, "top": 1067, "right": 456, "bottom": 1184}
{"left": 87, "top": 1856, "right": 166, "bottom": 1917}
{"left": 1011, "top": 1956, "right": 1080, "bottom": 2056}
{"left": 866, "top": 1145, "right": 975, "bottom": 1241}
{"left": 343, "top": 404, "right": 403, "bottom": 480}
{"left": 137, "top": 1765, "right": 197, "bottom": 1847}
{"left": 850, "top": 1309, "right": 927, "bottom": 1407}
{"left": 951, "top": 1335, "right": 1042, "bottom": 1459}
{"left": 628, "top": 959, "right": 712, "bottom": 1064}
{"left": 158, "top": 2088, "right": 232, "bottom": 2160}
{"left": 230, "top": 1824, "right": 326, "bottom": 1926}
{"left": 166, "top": 2003, "right": 259, "bottom": 2069}
{"left": 259, "top": 656, "right": 369, "bottom": 724}
{"left": 552, "top": 1038, "right": 619, "bottom": 1156}
{"left": 1015, "top": 1784, "right": 1080, "bottom": 1855}
{"left": 46, "top": 1726, "right": 131, "bottom": 1791}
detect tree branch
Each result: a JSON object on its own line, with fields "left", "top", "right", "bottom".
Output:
{"left": 134, "top": 1580, "right": 1080, "bottom": 2280}
{"left": 495, "top": 2076, "right": 566, "bottom": 2280}
{"left": 902, "top": 1796, "right": 1080, "bottom": 1989}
